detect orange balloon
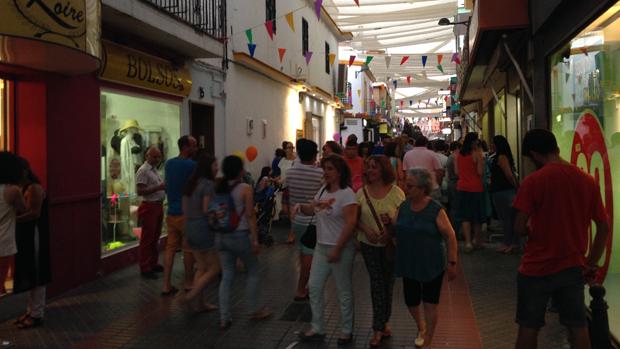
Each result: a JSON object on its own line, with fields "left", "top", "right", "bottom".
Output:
{"left": 246, "top": 146, "right": 258, "bottom": 162}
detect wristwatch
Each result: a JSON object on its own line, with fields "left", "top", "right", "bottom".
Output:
{"left": 448, "top": 261, "right": 457, "bottom": 266}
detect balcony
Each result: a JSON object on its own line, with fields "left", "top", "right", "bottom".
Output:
{"left": 142, "top": 0, "right": 226, "bottom": 40}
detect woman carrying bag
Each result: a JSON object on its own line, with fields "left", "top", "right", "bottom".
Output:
{"left": 356, "top": 155, "right": 405, "bottom": 347}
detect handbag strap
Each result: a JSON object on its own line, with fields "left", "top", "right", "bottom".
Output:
{"left": 307, "top": 186, "right": 327, "bottom": 225}
{"left": 362, "top": 187, "right": 384, "bottom": 232}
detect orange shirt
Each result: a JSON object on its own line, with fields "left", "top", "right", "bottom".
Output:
{"left": 456, "top": 153, "right": 483, "bottom": 192}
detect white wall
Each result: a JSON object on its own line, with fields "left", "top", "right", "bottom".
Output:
{"left": 348, "top": 66, "right": 374, "bottom": 115}
{"left": 228, "top": 0, "right": 339, "bottom": 94}
{"left": 182, "top": 61, "right": 227, "bottom": 160}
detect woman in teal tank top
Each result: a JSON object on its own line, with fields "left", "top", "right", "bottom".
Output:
{"left": 392, "top": 167, "right": 458, "bottom": 348}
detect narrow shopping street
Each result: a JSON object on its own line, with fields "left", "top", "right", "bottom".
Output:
{"left": 0, "top": 222, "right": 568, "bottom": 349}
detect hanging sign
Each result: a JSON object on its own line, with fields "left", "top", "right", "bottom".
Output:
{"left": 100, "top": 41, "right": 192, "bottom": 97}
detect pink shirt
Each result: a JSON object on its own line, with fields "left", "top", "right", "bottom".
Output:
{"left": 345, "top": 156, "right": 364, "bottom": 192}
{"left": 402, "top": 147, "right": 443, "bottom": 189}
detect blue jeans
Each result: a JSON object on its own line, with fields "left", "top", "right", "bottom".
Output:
{"left": 309, "top": 243, "right": 355, "bottom": 335}
{"left": 491, "top": 189, "right": 518, "bottom": 246}
{"left": 216, "top": 230, "right": 259, "bottom": 322}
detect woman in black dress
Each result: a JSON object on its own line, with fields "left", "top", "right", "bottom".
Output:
{"left": 13, "top": 157, "right": 51, "bottom": 329}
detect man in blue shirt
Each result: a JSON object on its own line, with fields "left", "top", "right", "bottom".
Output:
{"left": 161, "top": 135, "right": 197, "bottom": 296}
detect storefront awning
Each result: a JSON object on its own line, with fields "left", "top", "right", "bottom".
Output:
{"left": 0, "top": 0, "right": 101, "bottom": 75}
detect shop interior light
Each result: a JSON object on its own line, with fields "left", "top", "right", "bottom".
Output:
{"left": 442, "top": 128, "right": 452, "bottom": 135}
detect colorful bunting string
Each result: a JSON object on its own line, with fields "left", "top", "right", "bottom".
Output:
{"left": 437, "top": 54, "right": 443, "bottom": 65}
{"left": 248, "top": 43, "right": 257, "bottom": 57}
{"left": 286, "top": 12, "right": 295, "bottom": 32}
{"left": 315, "top": 0, "right": 323, "bottom": 21}
{"left": 365, "top": 56, "right": 373, "bottom": 65}
{"left": 348, "top": 55, "right": 356, "bottom": 67}
{"left": 354, "top": 0, "right": 359, "bottom": 6}
{"left": 304, "top": 51, "right": 313, "bottom": 65}
{"left": 451, "top": 52, "right": 461, "bottom": 65}
{"left": 329, "top": 53, "right": 336, "bottom": 66}
{"left": 278, "top": 48, "right": 286, "bottom": 63}
{"left": 265, "top": 20, "right": 275, "bottom": 40}
{"left": 400, "top": 56, "right": 409, "bottom": 65}
{"left": 421, "top": 55, "right": 427, "bottom": 68}
{"left": 245, "top": 29, "right": 253, "bottom": 43}
{"left": 437, "top": 64, "right": 444, "bottom": 74}
{"left": 407, "top": 76, "right": 411, "bottom": 85}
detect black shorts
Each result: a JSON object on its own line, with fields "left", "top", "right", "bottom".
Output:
{"left": 516, "top": 267, "right": 587, "bottom": 328}
{"left": 403, "top": 272, "right": 444, "bottom": 306}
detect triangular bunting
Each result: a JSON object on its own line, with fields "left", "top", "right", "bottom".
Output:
{"left": 357, "top": 89, "right": 361, "bottom": 98}
{"left": 437, "top": 64, "right": 444, "bottom": 74}
{"left": 400, "top": 100, "right": 404, "bottom": 107}
{"left": 407, "top": 76, "right": 411, "bottom": 85}
{"left": 422, "top": 55, "right": 428, "bottom": 68}
{"left": 278, "top": 48, "right": 286, "bottom": 63}
{"left": 393, "top": 80, "right": 398, "bottom": 89}
{"left": 329, "top": 53, "right": 336, "bottom": 66}
{"left": 315, "top": 0, "right": 323, "bottom": 20}
{"left": 304, "top": 51, "right": 313, "bottom": 65}
{"left": 349, "top": 55, "right": 356, "bottom": 67}
{"left": 265, "top": 20, "right": 274, "bottom": 40}
{"left": 245, "top": 29, "right": 253, "bottom": 43}
{"left": 286, "top": 12, "right": 295, "bottom": 32}
{"left": 437, "top": 54, "right": 443, "bottom": 65}
{"left": 385, "top": 56, "right": 391, "bottom": 69}
{"left": 409, "top": 100, "right": 413, "bottom": 106}
{"left": 451, "top": 52, "right": 461, "bottom": 65}
{"left": 248, "top": 43, "right": 257, "bottom": 57}
{"left": 365, "top": 56, "right": 374, "bottom": 65}
{"left": 580, "top": 47, "right": 588, "bottom": 56}
{"left": 400, "top": 56, "right": 409, "bottom": 65}
{"left": 354, "top": 0, "right": 359, "bottom": 6}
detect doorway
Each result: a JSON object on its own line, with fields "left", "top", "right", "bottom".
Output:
{"left": 190, "top": 102, "right": 215, "bottom": 156}
{"left": 304, "top": 112, "right": 323, "bottom": 147}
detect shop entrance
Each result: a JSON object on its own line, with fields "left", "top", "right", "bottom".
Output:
{"left": 304, "top": 112, "right": 323, "bottom": 147}
{"left": 191, "top": 102, "right": 215, "bottom": 156}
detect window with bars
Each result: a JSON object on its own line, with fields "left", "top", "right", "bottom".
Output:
{"left": 325, "top": 42, "right": 330, "bottom": 74}
{"left": 302, "top": 18, "right": 309, "bottom": 56}
{"left": 266, "top": 0, "right": 276, "bottom": 33}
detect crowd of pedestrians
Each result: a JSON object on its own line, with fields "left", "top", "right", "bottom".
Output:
{"left": 0, "top": 126, "right": 610, "bottom": 349}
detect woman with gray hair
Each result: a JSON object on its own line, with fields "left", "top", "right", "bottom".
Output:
{"left": 391, "top": 167, "right": 458, "bottom": 348}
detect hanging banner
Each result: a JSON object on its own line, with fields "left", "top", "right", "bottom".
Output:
{"left": 400, "top": 56, "right": 409, "bottom": 65}
{"left": 265, "top": 21, "right": 274, "bottom": 40}
{"left": 315, "top": 0, "right": 323, "bottom": 20}
{"left": 422, "top": 55, "right": 428, "bottom": 68}
{"left": 245, "top": 29, "right": 253, "bottom": 43}
{"left": 304, "top": 51, "right": 313, "bottom": 65}
{"left": 248, "top": 43, "right": 257, "bottom": 57}
{"left": 349, "top": 55, "right": 356, "bottom": 67}
{"left": 286, "top": 12, "right": 295, "bottom": 32}
{"left": 385, "top": 56, "right": 391, "bottom": 69}
{"left": 100, "top": 41, "right": 192, "bottom": 97}
{"left": 437, "top": 64, "right": 444, "bottom": 73}
{"left": 365, "top": 56, "right": 374, "bottom": 65}
{"left": 278, "top": 48, "right": 286, "bottom": 63}
{"left": 329, "top": 53, "right": 336, "bottom": 66}
{"left": 437, "top": 54, "right": 443, "bottom": 65}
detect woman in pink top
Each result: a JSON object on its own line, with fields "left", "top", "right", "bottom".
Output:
{"left": 455, "top": 133, "right": 485, "bottom": 252}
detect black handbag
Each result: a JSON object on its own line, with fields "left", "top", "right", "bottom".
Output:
{"left": 300, "top": 188, "right": 326, "bottom": 249}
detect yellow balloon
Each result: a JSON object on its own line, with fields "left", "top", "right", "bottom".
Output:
{"left": 233, "top": 151, "right": 245, "bottom": 161}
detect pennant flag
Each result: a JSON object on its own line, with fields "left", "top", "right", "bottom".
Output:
{"left": 348, "top": 55, "right": 356, "bottom": 67}
{"left": 400, "top": 56, "right": 409, "bottom": 65}
{"left": 278, "top": 48, "right": 286, "bottom": 63}
{"left": 409, "top": 100, "right": 413, "bottom": 106}
{"left": 354, "top": 0, "right": 359, "bottom": 6}
{"left": 381, "top": 100, "right": 385, "bottom": 108}
{"left": 286, "top": 12, "right": 295, "bottom": 32}
{"left": 357, "top": 89, "right": 361, "bottom": 98}
{"left": 245, "top": 29, "right": 253, "bottom": 43}
{"left": 437, "top": 64, "right": 444, "bottom": 74}
{"left": 315, "top": 0, "right": 323, "bottom": 20}
{"left": 400, "top": 100, "right": 404, "bottom": 107}
{"left": 329, "top": 53, "right": 336, "bottom": 66}
{"left": 385, "top": 56, "right": 391, "bottom": 69}
{"left": 422, "top": 55, "right": 428, "bottom": 68}
{"left": 304, "top": 51, "right": 313, "bottom": 65}
{"left": 451, "top": 52, "right": 461, "bottom": 65}
{"left": 580, "top": 47, "right": 588, "bottom": 56}
{"left": 365, "top": 56, "right": 374, "bottom": 65}
{"left": 437, "top": 54, "right": 443, "bottom": 65}
{"left": 407, "top": 76, "right": 411, "bottom": 85}
{"left": 393, "top": 80, "right": 398, "bottom": 89}
{"left": 565, "top": 73, "right": 570, "bottom": 83}
{"left": 444, "top": 96, "right": 449, "bottom": 102}
{"left": 248, "top": 43, "right": 257, "bottom": 57}
{"left": 265, "top": 21, "right": 275, "bottom": 40}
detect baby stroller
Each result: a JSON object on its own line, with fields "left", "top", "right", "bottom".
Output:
{"left": 255, "top": 174, "right": 279, "bottom": 247}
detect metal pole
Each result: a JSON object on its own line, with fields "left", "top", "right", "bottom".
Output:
{"left": 502, "top": 36, "right": 534, "bottom": 105}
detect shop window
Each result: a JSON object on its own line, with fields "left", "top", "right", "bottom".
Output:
{"left": 302, "top": 18, "right": 309, "bottom": 56}
{"left": 549, "top": 1, "right": 620, "bottom": 334}
{"left": 266, "top": 0, "right": 276, "bottom": 34}
{"left": 100, "top": 89, "right": 180, "bottom": 255}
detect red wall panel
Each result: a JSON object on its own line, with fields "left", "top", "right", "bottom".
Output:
{"left": 15, "top": 81, "right": 47, "bottom": 189}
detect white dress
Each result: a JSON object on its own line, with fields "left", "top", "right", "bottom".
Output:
{"left": 0, "top": 185, "right": 17, "bottom": 257}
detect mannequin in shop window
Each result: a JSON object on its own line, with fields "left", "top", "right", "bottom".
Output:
{"left": 119, "top": 120, "right": 144, "bottom": 199}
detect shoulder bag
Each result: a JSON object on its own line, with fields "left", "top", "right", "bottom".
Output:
{"left": 362, "top": 186, "right": 396, "bottom": 261}
{"left": 300, "top": 187, "right": 327, "bottom": 249}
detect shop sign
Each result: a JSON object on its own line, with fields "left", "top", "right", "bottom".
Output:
{"left": 570, "top": 111, "right": 614, "bottom": 283}
{"left": 100, "top": 41, "right": 192, "bottom": 97}
{"left": 0, "top": 0, "right": 89, "bottom": 51}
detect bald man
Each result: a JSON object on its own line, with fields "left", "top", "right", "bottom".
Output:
{"left": 136, "top": 146, "right": 166, "bottom": 279}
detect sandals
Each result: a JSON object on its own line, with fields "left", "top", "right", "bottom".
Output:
{"left": 15, "top": 315, "right": 43, "bottom": 329}
{"left": 12, "top": 313, "right": 29, "bottom": 325}
{"left": 369, "top": 331, "right": 383, "bottom": 347}
{"left": 160, "top": 286, "right": 179, "bottom": 297}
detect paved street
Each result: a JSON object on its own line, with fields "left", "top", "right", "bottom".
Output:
{"left": 0, "top": 222, "right": 569, "bottom": 348}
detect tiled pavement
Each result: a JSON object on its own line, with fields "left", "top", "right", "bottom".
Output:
{"left": 0, "top": 222, "right": 570, "bottom": 348}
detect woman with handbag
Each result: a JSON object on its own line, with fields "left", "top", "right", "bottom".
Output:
{"left": 293, "top": 155, "right": 359, "bottom": 346}
{"left": 392, "top": 168, "right": 458, "bottom": 349}
{"left": 356, "top": 155, "right": 405, "bottom": 347}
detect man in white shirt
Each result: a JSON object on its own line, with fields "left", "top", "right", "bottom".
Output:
{"left": 135, "top": 146, "right": 166, "bottom": 279}
{"left": 403, "top": 136, "right": 444, "bottom": 201}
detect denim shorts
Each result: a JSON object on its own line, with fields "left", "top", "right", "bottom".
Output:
{"left": 185, "top": 217, "right": 215, "bottom": 251}
{"left": 516, "top": 267, "right": 587, "bottom": 328}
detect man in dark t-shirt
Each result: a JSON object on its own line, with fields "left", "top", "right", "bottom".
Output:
{"left": 513, "top": 129, "right": 609, "bottom": 349}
